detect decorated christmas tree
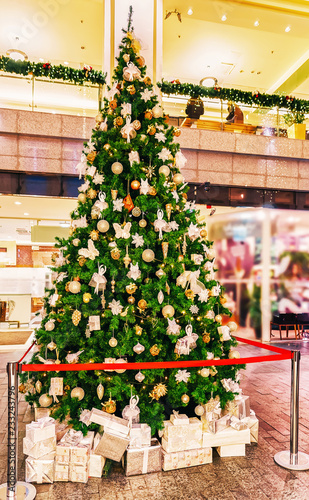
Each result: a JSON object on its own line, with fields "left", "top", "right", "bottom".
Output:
{"left": 21, "top": 9, "right": 243, "bottom": 434}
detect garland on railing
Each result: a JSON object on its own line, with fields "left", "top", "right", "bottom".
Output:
{"left": 158, "top": 80, "right": 309, "bottom": 113}
{"left": 0, "top": 56, "right": 107, "bottom": 86}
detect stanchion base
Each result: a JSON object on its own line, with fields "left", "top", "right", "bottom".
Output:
{"left": 274, "top": 450, "right": 309, "bottom": 470}
{"left": 0, "top": 482, "right": 36, "bottom": 499}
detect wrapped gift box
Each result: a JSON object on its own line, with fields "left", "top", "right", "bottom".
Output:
{"left": 55, "top": 422, "right": 72, "bottom": 442}
{"left": 89, "top": 453, "right": 106, "bottom": 478}
{"left": 34, "top": 408, "right": 50, "bottom": 421}
{"left": 56, "top": 430, "right": 94, "bottom": 465}
{"left": 129, "top": 423, "right": 151, "bottom": 448}
{"left": 207, "top": 415, "right": 230, "bottom": 434}
{"left": 161, "top": 418, "right": 202, "bottom": 453}
{"left": 123, "top": 438, "right": 162, "bottom": 476}
{"left": 26, "top": 417, "right": 55, "bottom": 443}
{"left": 54, "top": 463, "right": 69, "bottom": 482}
{"left": 25, "top": 457, "right": 54, "bottom": 484}
{"left": 170, "top": 413, "right": 190, "bottom": 426}
{"left": 89, "top": 409, "right": 129, "bottom": 437}
{"left": 202, "top": 426, "right": 250, "bottom": 448}
{"left": 23, "top": 436, "right": 56, "bottom": 459}
{"left": 69, "top": 464, "right": 88, "bottom": 483}
{"left": 94, "top": 431, "right": 130, "bottom": 462}
{"left": 201, "top": 411, "right": 220, "bottom": 433}
{"left": 70, "top": 431, "right": 94, "bottom": 465}
{"left": 162, "top": 447, "right": 212, "bottom": 471}
{"left": 242, "top": 412, "right": 259, "bottom": 444}
{"left": 222, "top": 395, "right": 250, "bottom": 420}
{"left": 216, "top": 443, "right": 246, "bottom": 457}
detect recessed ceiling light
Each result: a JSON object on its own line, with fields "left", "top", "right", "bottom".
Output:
{"left": 221, "top": 14, "right": 227, "bottom": 21}
{"left": 285, "top": 25, "right": 291, "bottom": 32}
{"left": 187, "top": 8, "right": 193, "bottom": 15}
{"left": 24, "top": 212, "right": 29, "bottom": 216}
{"left": 39, "top": 58, "right": 44, "bottom": 62}
{"left": 14, "top": 201, "right": 21, "bottom": 205}
{"left": 64, "top": 61, "right": 69, "bottom": 65}
{"left": 254, "top": 20, "right": 259, "bottom": 27}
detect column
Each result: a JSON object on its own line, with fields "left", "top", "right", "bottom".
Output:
{"left": 261, "top": 209, "right": 271, "bottom": 342}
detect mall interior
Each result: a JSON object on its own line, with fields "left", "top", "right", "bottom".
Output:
{"left": 1, "top": 1, "right": 309, "bottom": 499}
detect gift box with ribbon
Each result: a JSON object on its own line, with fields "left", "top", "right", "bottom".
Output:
{"left": 162, "top": 446, "right": 212, "bottom": 471}
{"left": 26, "top": 417, "right": 55, "bottom": 443}
{"left": 123, "top": 438, "right": 162, "bottom": 476}
{"left": 170, "top": 411, "right": 190, "bottom": 426}
{"left": 69, "top": 464, "right": 88, "bottom": 483}
{"left": 25, "top": 457, "right": 54, "bottom": 484}
{"left": 56, "top": 430, "right": 94, "bottom": 466}
{"left": 161, "top": 417, "right": 202, "bottom": 453}
{"left": 23, "top": 436, "right": 56, "bottom": 460}
{"left": 89, "top": 409, "right": 130, "bottom": 437}
{"left": 94, "top": 430, "right": 130, "bottom": 462}
{"left": 54, "top": 463, "right": 69, "bottom": 482}
{"left": 238, "top": 410, "right": 259, "bottom": 443}
{"left": 129, "top": 423, "right": 151, "bottom": 448}
{"left": 55, "top": 421, "right": 72, "bottom": 442}
{"left": 89, "top": 435, "right": 106, "bottom": 479}
{"left": 222, "top": 395, "right": 250, "bottom": 420}
{"left": 202, "top": 426, "right": 250, "bottom": 448}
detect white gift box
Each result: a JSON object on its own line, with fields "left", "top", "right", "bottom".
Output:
{"left": 162, "top": 418, "right": 202, "bottom": 453}
{"left": 216, "top": 443, "right": 246, "bottom": 457}
{"left": 89, "top": 315, "right": 100, "bottom": 331}
{"left": 123, "top": 438, "right": 162, "bottom": 476}
{"left": 162, "top": 446, "right": 212, "bottom": 471}
{"left": 94, "top": 431, "right": 130, "bottom": 462}
{"left": 202, "top": 426, "right": 250, "bottom": 448}
{"left": 23, "top": 436, "right": 56, "bottom": 460}
{"left": 89, "top": 453, "right": 106, "bottom": 478}
{"left": 129, "top": 423, "right": 151, "bottom": 448}
{"left": 89, "top": 408, "right": 129, "bottom": 437}
{"left": 25, "top": 457, "right": 54, "bottom": 484}
{"left": 54, "top": 463, "right": 69, "bottom": 482}
{"left": 49, "top": 377, "right": 63, "bottom": 397}
{"left": 170, "top": 413, "right": 190, "bottom": 426}
{"left": 56, "top": 430, "right": 94, "bottom": 465}
{"left": 69, "top": 464, "right": 88, "bottom": 483}
{"left": 26, "top": 417, "right": 55, "bottom": 443}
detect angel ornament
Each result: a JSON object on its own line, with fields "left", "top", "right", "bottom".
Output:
{"left": 93, "top": 192, "right": 108, "bottom": 212}
{"left": 122, "top": 395, "right": 140, "bottom": 426}
{"left": 154, "top": 209, "right": 167, "bottom": 240}
{"left": 89, "top": 264, "right": 107, "bottom": 294}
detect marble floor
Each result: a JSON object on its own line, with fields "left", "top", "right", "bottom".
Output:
{"left": 0, "top": 341, "right": 309, "bottom": 499}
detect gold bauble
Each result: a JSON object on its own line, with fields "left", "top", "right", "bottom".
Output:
{"left": 35, "top": 380, "right": 42, "bottom": 394}
{"left": 72, "top": 309, "right": 82, "bottom": 326}
{"left": 159, "top": 165, "right": 170, "bottom": 177}
{"left": 182, "top": 192, "right": 188, "bottom": 200}
{"left": 150, "top": 344, "right": 160, "bottom": 356}
{"left": 126, "top": 283, "right": 137, "bottom": 294}
{"left": 131, "top": 180, "right": 140, "bottom": 190}
{"left": 72, "top": 238, "right": 80, "bottom": 247}
{"left": 149, "top": 383, "right": 167, "bottom": 401}
{"left": 103, "top": 143, "right": 111, "bottom": 150}
{"left": 83, "top": 293, "right": 92, "bottom": 303}
{"left": 39, "top": 394, "right": 53, "bottom": 408}
{"left": 139, "top": 219, "right": 147, "bottom": 228}
{"left": 97, "top": 220, "right": 110, "bottom": 233}
{"left": 200, "top": 368, "right": 210, "bottom": 377}
{"left": 111, "top": 162, "right": 123, "bottom": 175}
{"left": 220, "top": 295, "right": 227, "bottom": 305}
{"left": 78, "top": 193, "right": 87, "bottom": 203}
{"left": 103, "top": 398, "right": 116, "bottom": 414}
{"left": 123, "top": 54, "right": 130, "bottom": 63}
{"left": 132, "top": 207, "right": 141, "bottom": 217}
{"left": 152, "top": 105, "right": 162, "bottom": 118}
{"left": 128, "top": 296, "right": 135, "bottom": 304}
{"left": 110, "top": 100, "right": 117, "bottom": 109}
{"left": 229, "top": 350, "right": 241, "bottom": 359}
{"left": 202, "top": 332, "right": 211, "bottom": 343}
{"left": 173, "top": 128, "right": 181, "bottom": 137}
{"left": 87, "top": 151, "right": 96, "bottom": 163}
{"left": 164, "top": 114, "right": 170, "bottom": 123}
{"left": 178, "top": 255, "right": 184, "bottom": 262}
{"left": 215, "top": 314, "right": 222, "bottom": 323}
{"left": 65, "top": 282, "right": 71, "bottom": 292}
{"left": 111, "top": 248, "right": 121, "bottom": 260}
{"left": 90, "top": 230, "right": 99, "bottom": 241}
{"left": 114, "top": 116, "right": 123, "bottom": 126}
{"left": 227, "top": 321, "right": 238, "bottom": 332}
{"left": 78, "top": 256, "right": 86, "bottom": 266}
{"left": 147, "top": 125, "right": 156, "bottom": 135}
{"left": 138, "top": 299, "right": 147, "bottom": 310}
{"left": 132, "top": 120, "right": 141, "bottom": 130}
{"left": 71, "top": 387, "right": 85, "bottom": 401}
{"left": 127, "top": 85, "right": 136, "bottom": 95}
{"left": 135, "top": 325, "right": 143, "bottom": 336}
{"left": 87, "top": 188, "right": 97, "bottom": 199}
{"left": 185, "top": 289, "right": 195, "bottom": 299}
{"left": 144, "top": 110, "right": 153, "bottom": 120}
{"left": 144, "top": 76, "right": 152, "bottom": 85}
{"left": 109, "top": 337, "right": 118, "bottom": 348}
{"left": 200, "top": 229, "right": 207, "bottom": 238}
{"left": 148, "top": 186, "right": 157, "bottom": 196}
{"left": 142, "top": 249, "right": 155, "bottom": 262}
{"left": 195, "top": 405, "right": 205, "bottom": 416}
{"left": 173, "top": 173, "right": 184, "bottom": 185}
{"left": 162, "top": 305, "right": 175, "bottom": 318}
{"left": 181, "top": 394, "right": 190, "bottom": 404}
{"left": 68, "top": 281, "right": 81, "bottom": 294}
{"left": 45, "top": 320, "right": 55, "bottom": 331}
{"left": 19, "top": 383, "right": 26, "bottom": 394}
{"left": 136, "top": 56, "right": 145, "bottom": 67}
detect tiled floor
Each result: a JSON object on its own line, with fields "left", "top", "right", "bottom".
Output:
{"left": 0, "top": 341, "right": 309, "bottom": 499}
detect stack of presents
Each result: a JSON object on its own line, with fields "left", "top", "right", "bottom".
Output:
{"left": 24, "top": 393, "right": 258, "bottom": 484}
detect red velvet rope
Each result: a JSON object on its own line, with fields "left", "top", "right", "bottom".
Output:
{"left": 20, "top": 336, "right": 292, "bottom": 372}
{"left": 18, "top": 340, "right": 36, "bottom": 363}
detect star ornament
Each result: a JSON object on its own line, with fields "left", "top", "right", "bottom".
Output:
{"left": 166, "top": 318, "right": 181, "bottom": 335}
{"left": 113, "top": 198, "right": 124, "bottom": 212}
{"left": 187, "top": 223, "right": 200, "bottom": 241}
{"left": 175, "top": 369, "right": 191, "bottom": 383}
{"left": 84, "top": 140, "right": 96, "bottom": 154}
{"left": 108, "top": 299, "right": 123, "bottom": 315}
{"left": 189, "top": 305, "right": 199, "bottom": 315}
{"left": 158, "top": 147, "right": 171, "bottom": 162}
{"left": 198, "top": 289, "right": 210, "bottom": 303}
{"left": 141, "top": 88, "right": 154, "bottom": 102}
{"left": 132, "top": 233, "right": 144, "bottom": 248}
{"left": 155, "top": 132, "right": 166, "bottom": 143}
{"left": 93, "top": 172, "right": 105, "bottom": 185}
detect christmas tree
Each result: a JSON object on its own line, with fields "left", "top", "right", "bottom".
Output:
{"left": 21, "top": 9, "right": 243, "bottom": 434}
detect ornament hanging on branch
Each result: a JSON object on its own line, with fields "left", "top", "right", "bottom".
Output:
{"left": 97, "top": 383, "right": 104, "bottom": 400}
{"left": 122, "top": 395, "right": 140, "bottom": 425}
{"left": 149, "top": 383, "right": 167, "bottom": 401}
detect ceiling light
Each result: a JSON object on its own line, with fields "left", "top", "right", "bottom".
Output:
{"left": 187, "top": 8, "right": 193, "bottom": 15}
{"left": 64, "top": 61, "right": 69, "bottom": 65}
{"left": 285, "top": 25, "right": 291, "bottom": 32}
{"left": 24, "top": 212, "right": 29, "bottom": 216}
{"left": 221, "top": 14, "right": 227, "bottom": 21}
{"left": 60, "top": 222, "right": 70, "bottom": 228}
{"left": 254, "top": 20, "right": 259, "bottom": 27}
{"left": 14, "top": 201, "right": 21, "bottom": 205}
{"left": 6, "top": 49, "right": 28, "bottom": 61}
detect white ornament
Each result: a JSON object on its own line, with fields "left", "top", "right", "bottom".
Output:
{"left": 113, "top": 222, "right": 131, "bottom": 239}
{"left": 56, "top": 272, "right": 67, "bottom": 283}
{"left": 66, "top": 350, "right": 84, "bottom": 363}
{"left": 140, "top": 88, "right": 153, "bottom": 102}
{"left": 172, "top": 190, "right": 180, "bottom": 203}
{"left": 167, "top": 318, "right": 181, "bottom": 336}
{"left": 198, "top": 289, "right": 210, "bottom": 303}
{"left": 84, "top": 140, "right": 95, "bottom": 153}
{"left": 72, "top": 215, "right": 88, "bottom": 229}
{"left": 155, "top": 132, "right": 166, "bottom": 143}
{"left": 189, "top": 305, "right": 199, "bottom": 315}
{"left": 121, "top": 116, "right": 135, "bottom": 143}
{"left": 191, "top": 254, "right": 204, "bottom": 265}
{"left": 108, "top": 299, "right": 123, "bottom": 316}
{"left": 175, "top": 369, "right": 191, "bottom": 383}
{"left": 127, "top": 263, "right": 141, "bottom": 281}
{"left": 89, "top": 264, "right": 107, "bottom": 294}
{"left": 78, "top": 240, "right": 99, "bottom": 260}
{"left": 93, "top": 173, "right": 105, "bottom": 184}
{"left": 123, "top": 61, "right": 141, "bottom": 81}
{"left": 86, "top": 165, "right": 96, "bottom": 177}
{"left": 140, "top": 178, "right": 150, "bottom": 195}
{"left": 78, "top": 180, "right": 90, "bottom": 192}
{"left": 158, "top": 147, "right": 171, "bottom": 162}
{"left": 76, "top": 154, "right": 87, "bottom": 179}
{"left": 45, "top": 319, "right": 55, "bottom": 331}
{"left": 154, "top": 209, "right": 167, "bottom": 240}
{"left": 206, "top": 310, "right": 215, "bottom": 320}
{"left": 211, "top": 285, "right": 221, "bottom": 297}
{"left": 175, "top": 150, "right": 187, "bottom": 168}
{"left": 94, "top": 191, "right": 108, "bottom": 211}
{"left": 132, "top": 233, "right": 144, "bottom": 248}
{"left": 121, "top": 102, "right": 132, "bottom": 116}
{"left": 135, "top": 371, "right": 145, "bottom": 382}
{"left": 128, "top": 150, "right": 140, "bottom": 166}
{"left": 133, "top": 342, "right": 145, "bottom": 354}
{"left": 99, "top": 117, "right": 107, "bottom": 132}
{"left": 157, "top": 290, "right": 164, "bottom": 304}
{"left": 113, "top": 198, "right": 124, "bottom": 212}
{"left": 49, "top": 293, "right": 59, "bottom": 306}
{"left": 122, "top": 395, "right": 140, "bottom": 425}
{"left": 218, "top": 325, "right": 231, "bottom": 341}
{"left": 106, "top": 81, "right": 119, "bottom": 100}
{"left": 188, "top": 223, "right": 200, "bottom": 242}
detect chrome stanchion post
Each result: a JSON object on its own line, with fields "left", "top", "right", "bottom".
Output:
{"left": 274, "top": 350, "right": 309, "bottom": 470}
{"left": 0, "top": 363, "right": 36, "bottom": 499}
